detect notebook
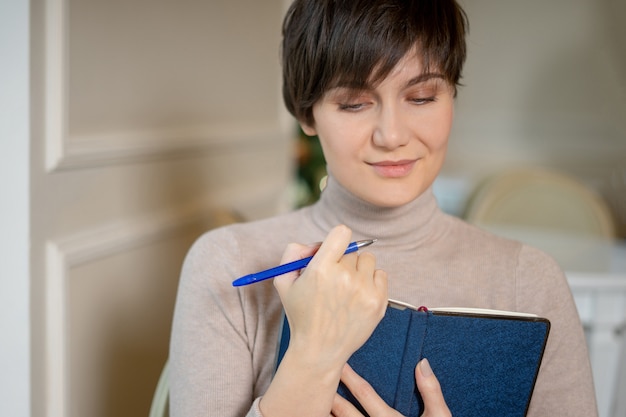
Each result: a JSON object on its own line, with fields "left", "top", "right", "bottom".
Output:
{"left": 275, "top": 299, "right": 550, "bottom": 417}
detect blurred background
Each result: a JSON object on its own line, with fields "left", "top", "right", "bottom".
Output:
{"left": 1, "top": 0, "right": 624, "bottom": 416}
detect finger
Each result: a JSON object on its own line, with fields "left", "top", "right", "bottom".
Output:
{"left": 340, "top": 364, "right": 390, "bottom": 417}
{"left": 280, "top": 242, "right": 320, "bottom": 265}
{"left": 355, "top": 251, "right": 376, "bottom": 273}
{"left": 415, "top": 359, "right": 451, "bottom": 417}
{"left": 353, "top": 254, "right": 388, "bottom": 320}
{"left": 372, "top": 269, "right": 389, "bottom": 319}
{"left": 373, "top": 269, "right": 388, "bottom": 298}
{"left": 331, "top": 393, "right": 362, "bottom": 417}
{"left": 309, "top": 225, "right": 353, "bottom": 266}
{"left": 273, "top": 242, "right": 320, "bottom": 294}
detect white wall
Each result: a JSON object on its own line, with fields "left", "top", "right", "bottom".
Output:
{"left": 441, "top": 0, "right": 626, "bottom": 223}
{"left": 0, "top": 0, "right": 30, "bottom": 416}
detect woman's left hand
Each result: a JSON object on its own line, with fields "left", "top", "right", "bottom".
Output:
{"left": 331, "top": 360, "right": 451, "bottom": 417}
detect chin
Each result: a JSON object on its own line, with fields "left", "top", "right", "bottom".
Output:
{"left": 361, "top": 188, "right": 423, "bottom": 208}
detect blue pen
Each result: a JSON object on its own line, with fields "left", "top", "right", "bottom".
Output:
{"left": 231, "top": 239, "right": 376, "bottom": 287}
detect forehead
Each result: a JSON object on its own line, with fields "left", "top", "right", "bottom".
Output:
{"left": 330, "top": 50, "right": 444, "bottom": 92}
{"left": 381, "top": 51, "right": 426, "bottom": 82}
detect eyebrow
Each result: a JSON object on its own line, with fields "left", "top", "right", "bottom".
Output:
{"left": 327, "top": 72, "right": 446, "bottom": 96}
{"left": 405, "top": 73, "right": 446, "bottom": 88}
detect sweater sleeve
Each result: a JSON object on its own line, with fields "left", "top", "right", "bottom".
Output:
{"left": 515, "top": 245, "right": 598, "bottom": 417}
{"left": 168, "top": 229, "right": 263, "bottom": 417}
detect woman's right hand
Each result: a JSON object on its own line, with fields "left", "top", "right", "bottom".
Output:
{"left": 274, "top": 224, "right": 388, "bottom": 368}
{"left": 260, "top": 225, "right": 388, "bottom": 417}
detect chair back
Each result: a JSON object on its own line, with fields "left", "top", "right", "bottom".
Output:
{"left": 464, "top": 168, "right": 616, "bottom": 238}
{"left": 149, "top": 359, "right": 169, "bottom": 417}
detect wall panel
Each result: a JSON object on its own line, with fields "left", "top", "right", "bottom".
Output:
{"left": 33, "top": 1, "right": 290, "bottom": 416}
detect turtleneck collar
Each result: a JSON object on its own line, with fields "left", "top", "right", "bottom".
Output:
{"left": 310, "top": 175, "right": 442, "bottom": 250}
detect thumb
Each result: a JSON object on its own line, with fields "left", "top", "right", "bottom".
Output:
{"left": 416, "top": 359, "right": 451, "bottom": 417}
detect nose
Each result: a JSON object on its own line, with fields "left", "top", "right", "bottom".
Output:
{"left": 372, "top": 104, "right": 410, "bottom": 150}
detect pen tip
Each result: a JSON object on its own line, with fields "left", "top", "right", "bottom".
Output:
{"left": 356, "top": 239, "right": 376, "bottom": 249}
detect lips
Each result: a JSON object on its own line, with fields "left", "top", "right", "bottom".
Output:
{"left": 368, "top": 159, "right": 418, "bottom": 178}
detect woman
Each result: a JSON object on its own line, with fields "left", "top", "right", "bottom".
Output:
{"left": 169, "top": 1, "right": 598, "bottom": 416}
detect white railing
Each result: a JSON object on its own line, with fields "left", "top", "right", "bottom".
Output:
{"left": 569, "top": 275, "right": 626, "bottom": 417}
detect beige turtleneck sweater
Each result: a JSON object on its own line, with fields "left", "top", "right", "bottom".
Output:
{"left": 169, "top": 176, "right": 597, "bottom": 417}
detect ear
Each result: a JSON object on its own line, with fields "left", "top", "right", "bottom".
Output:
{"left": 299, "top": 121, "right": 317, "bottom": 137}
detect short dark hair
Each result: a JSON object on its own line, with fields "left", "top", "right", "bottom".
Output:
{"left": 281, "top": 0, "right": 469, "bottom": 126}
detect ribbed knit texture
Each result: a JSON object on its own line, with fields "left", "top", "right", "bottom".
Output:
{"left": 169, "top": 175, "right": 598, "bottom": 417}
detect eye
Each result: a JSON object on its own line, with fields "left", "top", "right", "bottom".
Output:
{"left": 338, "top": 102, "right": 367, "bottom": 111}
{"left": 409, "top": 96, "right": 436, "bottom": 105}
{"left": 406, "top": 79, "right": 448, "bottom": 105}
{"left": 326, "top": 87, "right": 372, "bottom": 112}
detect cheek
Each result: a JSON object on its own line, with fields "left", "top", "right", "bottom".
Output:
{"left": 423, "top": 105, "right": 454, "bottom": 150}
{"left": 317, "top": 121, "right": 364, "bottom": 163}
{"left": 319, "top": 136, "right": 354, "bottom": 167}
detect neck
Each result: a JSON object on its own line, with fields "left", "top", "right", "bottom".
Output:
{"left": 311, "top": 175, "right": 441, "bottom": 249}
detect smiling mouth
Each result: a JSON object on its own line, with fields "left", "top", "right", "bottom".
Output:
{"left": 368, "top": 160, "right": 417, "bottom": 178}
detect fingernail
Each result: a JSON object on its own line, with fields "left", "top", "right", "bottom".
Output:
{"left": 419, "top": 358, "right": 433, "bottom": 377}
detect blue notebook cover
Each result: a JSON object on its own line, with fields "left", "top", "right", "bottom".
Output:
{"left": 275, "top": 300, "right": 550, "bottom": 417}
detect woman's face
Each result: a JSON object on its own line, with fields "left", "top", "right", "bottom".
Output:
{"left": 300, "top": 52, "right": 455, "bottom": 208}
